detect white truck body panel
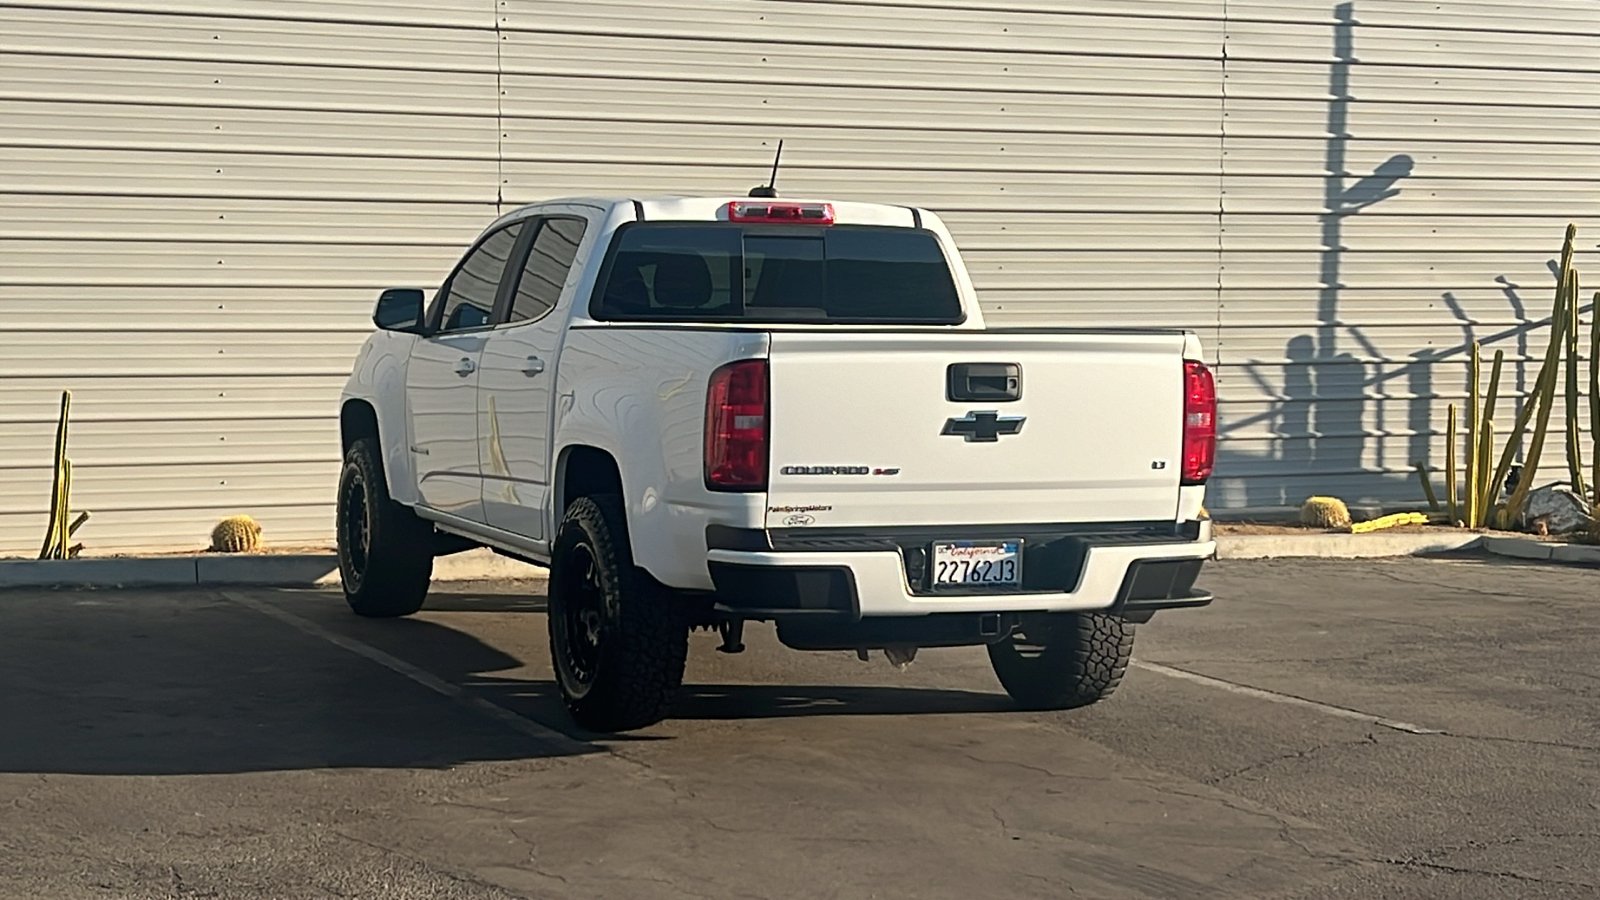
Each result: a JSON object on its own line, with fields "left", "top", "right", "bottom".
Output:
{"left": 763, "top": 330, "right": 1186, "bottom": 531}
{"left": 407, "top": 330, "right": 490, "bottom": 521}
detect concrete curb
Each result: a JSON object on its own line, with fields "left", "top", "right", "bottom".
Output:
{"left": 1217, "top": 531, "right": 1600, "bottom": 566}
{"left": 1479, "top": 535, "right": 1553, "bottom": 561}
{"left": 7, "top": 534, "right": 1594, "bottom": 589}
{"left": 0, "top": 548, "right": 545, "bottom": 589}
{"left": 1552, "top": 544, "right": 1600, "bottom": 565}
{"left": 1215, "top": 533, "right": 1483, "bottom": 560}
{"left": 1480, "top": 535, "right": 1600, "bottom": 566}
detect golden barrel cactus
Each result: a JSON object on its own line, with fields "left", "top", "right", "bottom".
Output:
{"left": 1300, "top": 496, "right": 1352, "bottom": 529}
{"left": 210, "top": 515, "right": 263, "bottom": 553}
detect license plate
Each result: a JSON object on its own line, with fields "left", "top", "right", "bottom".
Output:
{"left": 931, "top": 541, "right": 1022, "bottom": 589}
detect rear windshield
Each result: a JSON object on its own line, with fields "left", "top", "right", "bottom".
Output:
{"left": 589, "top": 223, "right": 963, "bottom": 324}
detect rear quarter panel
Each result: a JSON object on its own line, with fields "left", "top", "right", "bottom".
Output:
{"left": 554, "top": 326, "right": 769, "bottom": 589}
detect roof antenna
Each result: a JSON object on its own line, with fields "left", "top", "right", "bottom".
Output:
{"left": 748, "top": 140, "right": 783, "bottom": 198}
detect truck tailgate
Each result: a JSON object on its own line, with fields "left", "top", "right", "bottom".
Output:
{"left": 764, "top": 331, "right": 1187, "bottom": 529}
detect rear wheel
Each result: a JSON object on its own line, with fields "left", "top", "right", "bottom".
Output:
{"left": 987, "top": 612, "right": 1135, "bottom": 710}
{"left": 548, "top": 495, "right": 688, "bottom": 732}
{"left": 336, "top": 437, "right": 433, "bottom": 617}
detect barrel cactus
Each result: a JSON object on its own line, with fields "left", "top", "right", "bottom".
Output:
{"left": 210, "top": 515, "right": 264, "bottom": 553}
{"left": 1300, "top": 496, "right": 1352, "bottom": 529}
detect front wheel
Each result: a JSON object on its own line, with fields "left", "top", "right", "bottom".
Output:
{"left": 336, "top": 437, "right": 434, "bottom": 617}
{"left": 987, "top": 613, "right": 1135, "bottom": 710}
{"left": 548, "top": 495, "right": 688, "bottom": 732}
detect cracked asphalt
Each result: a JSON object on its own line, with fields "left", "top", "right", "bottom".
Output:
{"left": 1, "top": 555, "right": 1596, "bottom": 899}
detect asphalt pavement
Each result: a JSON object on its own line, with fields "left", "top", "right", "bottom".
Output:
{"left": 1, "top": 556, "right": 1595, "bottom": 899}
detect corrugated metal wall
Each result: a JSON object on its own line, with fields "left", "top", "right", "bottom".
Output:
{"left": 1216, "top": 0, "right": 1600, "bottom": 510}
{"left": 2, "top": 0, "right": 1597, "bottom": 553}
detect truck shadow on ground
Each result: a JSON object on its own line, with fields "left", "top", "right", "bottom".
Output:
{"left": 464, "top": 678, "right": 1013, "bottom": 726}
{"left": 668, "top": 684, "right": 1014, "bottom": 719}
{"left": 351, "top": 588, "right": 1019, "bottom": 726}
{"left": 0, "top": 590, "right": 596, "bottom": 776}
{"left": 0, "top": 589, "right": 1017, "bottom": 776}
{"left": 413, "top": 593, "right": 548, "bottom": 613}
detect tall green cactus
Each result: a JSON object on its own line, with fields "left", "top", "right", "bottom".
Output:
{"left": 1566, "top": 266, "right": 1587, "bottom": 500}
{"left": 1414, "top": 461, "right": 1441, "bottom": 512}
{"left": 1496, "top": 225, "right": 1578, "bottom": 528}
{"left": 39, "top": 391, "right": 74, "bottom": 560}
{"left": 1446, "top": 403, "right": 1459, "bottom": 524}
{"left": 1591, "top": 289, "right": 1600, "bottom": 507}
{"left": 1446, "top": 343, "right": 1506, "bottom": 529}
{"left": 1504, "top": 264, "right": 1575, "bottom": 527}
{"left": 1465, "top": 341, "right": 1478, "bottom": 525}
{"left": 1466, "top": 342, "right": 1481, "bottom": 523}
{"left": 1474, "top": 349, "right": 1504, "bottom": 527}
{"left": 1489, "top": 325, "right": 1564, "bottom": 506}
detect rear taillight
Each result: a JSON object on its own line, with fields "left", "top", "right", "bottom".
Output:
{"left": 705, "top": 360, "right": 769, "bottom": 491}
{"left": 1181, "top": 361, "right": 1216, "bottom": 485}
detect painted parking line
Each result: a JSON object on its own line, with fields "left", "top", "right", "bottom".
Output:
{"left": 1132, "top": 659, "right": 1439, "bottom": 735}
{"left": 222, "top": 590, "right": 592, "bottom": 757}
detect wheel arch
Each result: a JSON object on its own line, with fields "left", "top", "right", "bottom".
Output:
{"left": 554, "top": 443, "right": 624, "bottom": 525}
{"left": 340, "top": 399, "right": 379, "bottom": 453}
{"left": 339, "top": 395, "right": 419, "bottom": 507}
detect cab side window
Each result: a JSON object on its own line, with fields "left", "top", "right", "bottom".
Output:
{"left": 435, "top": 222, "right": 522, "bottom": 332}
{"left": 506, "top": 217, "right": 587, "bottom": 324}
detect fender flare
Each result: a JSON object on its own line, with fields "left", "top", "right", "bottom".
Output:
{"left": 340, "top": 332, "right": 419, "bottom": 507}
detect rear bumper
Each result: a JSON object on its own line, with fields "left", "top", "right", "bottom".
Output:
{"left": 706, "top": 529, "right": 1214, "bottom": 618}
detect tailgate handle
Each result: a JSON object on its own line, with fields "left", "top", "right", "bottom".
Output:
{"left": 947, "top": 363, "right": 1022, "bottom": 402}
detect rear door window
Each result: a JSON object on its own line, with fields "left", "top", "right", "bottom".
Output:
{"left": 591, "top": 224, "right": 962, "bottom": 324}
{"left": 505, "top": 217, "right": 587, "bottom": 324}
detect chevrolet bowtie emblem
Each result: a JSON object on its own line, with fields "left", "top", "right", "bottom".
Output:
{"left": 942, "top": 410, "right": 1025, "bottom": 443}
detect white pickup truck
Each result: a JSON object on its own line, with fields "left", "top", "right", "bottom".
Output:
{"left": 338, "top": 195, "right": 1216, "bottom": 731}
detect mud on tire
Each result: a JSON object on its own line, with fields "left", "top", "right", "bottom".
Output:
{"left": 987, "top": 612, "right": 1135, "bottom": 710}
{"left": 336, "top": 437, "right": 434, "bottom": 618}
{"left": 548, "top": 495, "right": 688, "bottom": 732}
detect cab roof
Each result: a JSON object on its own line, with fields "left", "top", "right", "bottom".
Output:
{"left": 511, "top": 196, "right": 925, "bottom": 229}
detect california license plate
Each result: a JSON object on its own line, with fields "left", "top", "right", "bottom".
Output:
{"left": 931, "top": 541, "right": 1022, "bottom": 589}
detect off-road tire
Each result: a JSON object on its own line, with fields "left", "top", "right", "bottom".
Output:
{"left": 987, "top": 612, "right": 1135, "bottom": 710}
{"left": 336, "top": 437, "right": 434, "bottom": 617}
{"left": 548, "top": 495, "right": 688, "bottom": 732}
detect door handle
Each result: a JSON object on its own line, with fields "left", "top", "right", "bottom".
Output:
{"left": 522, "top": 356, "right": 546, "bottom": 376}
{"left": 454, "top": 357, "right": 476, "bottom": 376}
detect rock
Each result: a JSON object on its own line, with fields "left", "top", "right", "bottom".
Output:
{"left": 1522, "top": 483, "right": 1592, "bottom": 534}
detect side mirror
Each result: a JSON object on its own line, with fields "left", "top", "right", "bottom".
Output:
{"left": 373, "top": 288, "right": 426, "bottom": 332}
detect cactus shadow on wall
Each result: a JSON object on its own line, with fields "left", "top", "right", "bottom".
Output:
{"left": 1217, "top": 1, "right": 1598, "bottom": 512}
{"left": 1217, "top": 2, "right": 1416, "bottom": 508}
